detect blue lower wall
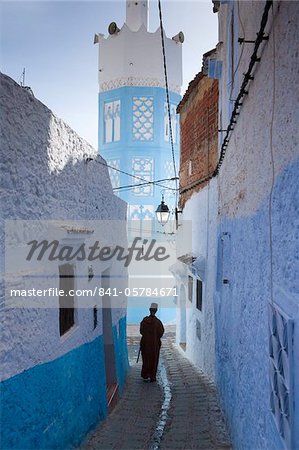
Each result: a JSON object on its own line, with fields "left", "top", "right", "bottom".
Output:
{"left": 127, "top": 297, "right": 176, "bottom": 325}
{"left": 127, "top": 306, "right": 176, "bottom": 325}
{"left": 214, "top": 160, "right": 299, "bottom": 450}
{"left": 0, "top": 335, "right": 107, "bottom": 449}
{"left": 1, "top": 316, "right": 129, "bottom": 450}
{"left": 113, "top": 316, "right": 129, "bottom": 393}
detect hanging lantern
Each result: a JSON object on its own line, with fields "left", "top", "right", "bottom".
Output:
{"left": 155, "top": 195, "right": 170, "bottom": 226}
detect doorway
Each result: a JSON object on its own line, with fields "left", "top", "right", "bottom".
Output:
{"left": 179, "top": 284, "right": 187, "bottom": 351}
{"left": 102, "top": 268, "right": 118, "bottom": 408}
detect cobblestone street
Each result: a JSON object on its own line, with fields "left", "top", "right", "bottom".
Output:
{"left": 81, "top": 326, "right": 231, "bottom": 450}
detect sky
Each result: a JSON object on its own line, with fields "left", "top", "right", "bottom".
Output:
{"left": 0, "top": 0, "right": 218, "bottom": 148}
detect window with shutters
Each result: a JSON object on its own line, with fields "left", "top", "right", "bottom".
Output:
{"left": 188, "top": 275, "right": 193, "bottom": 302}
{"left": 196, "top": 279, "right": 203, "bottom": 311}
{"left": 93, "top": 305, "right": 98, "bottom": 330}
{"left": 59, "top": 263, "right": 75, "bottom": 336}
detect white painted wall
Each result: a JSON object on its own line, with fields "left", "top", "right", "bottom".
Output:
{"left": 215, "top": 2, "right": 299, "bottom": 449}
{"left": 176, "top": 178, "right": 218, "bottom": 381}
{"left": 0, "top": 73, "right": 128, "bottom": 381}
{"left": 174, "top": 3, "right": 299, "bottom": 448}
{"left": 217, "top": 1, "right": 299, "bottom": 218}
{"left": 97, "top": 24, "right": 182, "bottom": 93}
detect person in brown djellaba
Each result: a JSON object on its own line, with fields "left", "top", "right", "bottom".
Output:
{"left": 139, "top": 302, "right": 164, "bottom": 382}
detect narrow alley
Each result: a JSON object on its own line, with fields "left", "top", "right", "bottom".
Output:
{"left": 1, "top": 1, "right": 298, "bottom": 449}
{"left": 81, "top": 326, "right": 231, "bottom": 450}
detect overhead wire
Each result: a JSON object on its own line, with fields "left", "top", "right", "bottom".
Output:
{"left": 89, "top": 2, "right": 274, "bottom": 204}
{"left": 113, "top": 177, "right": 178, "bottom": 192}
{"left": 87, "top": 156, "right": 176, "bottom": 192}
{"left": 86, "top": 1, "right": 180, "bottom": 201}
{"left": 228, "top": 0, "right": 245, "bottom": 102}
{"left": 268, "top": 3, "right": 278, "bottom": 307}
{"left": 214, "top": 0, "right": 273, "bottom": 175}
{"left": 158, "top": 0, "right": 179, "bottom": 206}
{"left": 180, "top": 0, "right": 273, "bottom": 196}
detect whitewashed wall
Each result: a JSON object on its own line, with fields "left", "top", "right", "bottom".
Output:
{"left": 97, "top": 24, "right": 182, "bottom": 93}
{"left": 177, "top": 178, "right": 218, "bottom": 381}
{"left": 0, "top": 73, "right": 127, "bottom": 382}
{"left": 215, "top": 2, "right": 299, "bottom": 449}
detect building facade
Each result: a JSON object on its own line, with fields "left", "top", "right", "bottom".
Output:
{"left": 176, "top": 1, "right": 299, "bottom": 449}
{"left": 173, "top": 51, "right": 219, "bottom": 379}
{"left": 0, "top": 73, "right": 129, "bottom": 449}
{"left": 215, "top": 2, "right": 299, "bottom": 448}
{"left": 95, "top": 0, "right": 183, "bottom": 324}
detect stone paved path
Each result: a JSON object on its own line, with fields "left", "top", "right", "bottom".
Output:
{"left": 80, "top": 326, "right": 231, "bottom": 450}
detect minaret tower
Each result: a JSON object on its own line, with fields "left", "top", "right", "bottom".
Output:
{"left": 95, "top": 0, "right": 183, "bottom": 225}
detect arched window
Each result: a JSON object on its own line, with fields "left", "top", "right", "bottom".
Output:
{"left": 104, "top": 100, "right": 121, "bottom": 143}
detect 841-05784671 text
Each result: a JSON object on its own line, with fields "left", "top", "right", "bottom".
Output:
{"left": 98, "top": 287, "right": 178, "bottom": 297}
{"left": 10, "top": 287, "right": 178, "bottom": 298}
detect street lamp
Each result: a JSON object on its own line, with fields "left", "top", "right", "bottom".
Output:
{"left": 155, "top": 195, "right": 170, "bottom": 226}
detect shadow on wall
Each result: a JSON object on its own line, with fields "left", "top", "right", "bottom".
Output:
{"left": 0, "top": 75, "right": 120, "bottom": 225}
{"left": 0, "top": 73, "right": 128, "bottom": 449}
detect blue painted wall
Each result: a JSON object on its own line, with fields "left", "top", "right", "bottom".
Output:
{"left": 99, "top": 86, "right": 180, "bottom": 208}
{"left": 99, "top": 87, "right": 180, "bottom": 146}
{"left": 126, "top": 299, "right": 176, "bottom": 325}
{"left": 113, "top": 316, "right": 129, "bottom": 393}
{"left": 214, "top": 159, "right": 299, "bottom": 450}
{"left": 1, "top": 336, "right": 107, "bottom": 449}
{"left": 1, "top": 317, "right": 129, "bottom": 450}
{"left": 99, "top": 86, "right": 180, "bottom": 325}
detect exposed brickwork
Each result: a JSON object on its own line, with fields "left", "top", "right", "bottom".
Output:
{"left": 178, "top": 75, "right": 218, "bottom": 207}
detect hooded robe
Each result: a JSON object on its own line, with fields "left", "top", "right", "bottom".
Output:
{"left": 140, "top": 315, "right": 164, "bottom": 380}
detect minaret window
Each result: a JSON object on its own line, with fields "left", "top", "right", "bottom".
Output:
{"left": 132, "top": 157, "right": 154, "bottom": 196}
{"left": 132, "top": 96, "right": 154, "bottom": 141}
{"left": 107, "top": 159, "right": 120, "bottom": 189}
{"left": 104, "top": 100, "right": 120, "bottom": 143}
{"left": 128, "top": 205, "right": 154, "bottom": 237}
{"left": 164, "top": 103, "right": 178, "bottom": 144}
{"left": 164, "top": 160, "right": 173, "bottom": 178}
{"left": 129, "top": 204, "right": 154, "bottom": 220}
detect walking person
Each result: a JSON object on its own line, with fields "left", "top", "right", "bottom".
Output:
{"left": 139, "top": 303, "right": 164, "bottom": 382}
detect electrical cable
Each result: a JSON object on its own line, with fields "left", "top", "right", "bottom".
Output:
{"left": 113, "top": 177, "right": 178, "bottom": 192}
{"left": 228, "top": 0, "right": 245, "bottom": 102}
{"left": 180, "top": 0, "right": 273, "bottom": 196}
{"left": 268, "top": 3, "right": 278, "bottom": 306}
{"left": 86, "top": 2, "right": 181, "bottom": 200}
{"left": 158, "top": 0, "right": 179, "bottom": 205}
{"left": 206, "top": 106, "right": 211, "bottom": 264}
{"left": 87, "top": 157, "right": 176, "bottom": 192}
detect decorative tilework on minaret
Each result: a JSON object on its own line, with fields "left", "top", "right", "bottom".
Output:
{"left": 95, "top": 0, "right": 183, "bottom": 224}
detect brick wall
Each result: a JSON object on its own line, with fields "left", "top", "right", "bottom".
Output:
{"left": 178, "top": 75, "right": 218, "bottom": 207}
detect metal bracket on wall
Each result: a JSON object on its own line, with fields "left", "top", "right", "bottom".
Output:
{"left": 238, "top": 36, "right": 269, "bottom": 44}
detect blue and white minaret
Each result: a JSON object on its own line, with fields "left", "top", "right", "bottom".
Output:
{"left": 95, "top": 1, "right": 183, "bottom": 323}
{"left": 95, "top": 0, "right": 183, "bottom": 224}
